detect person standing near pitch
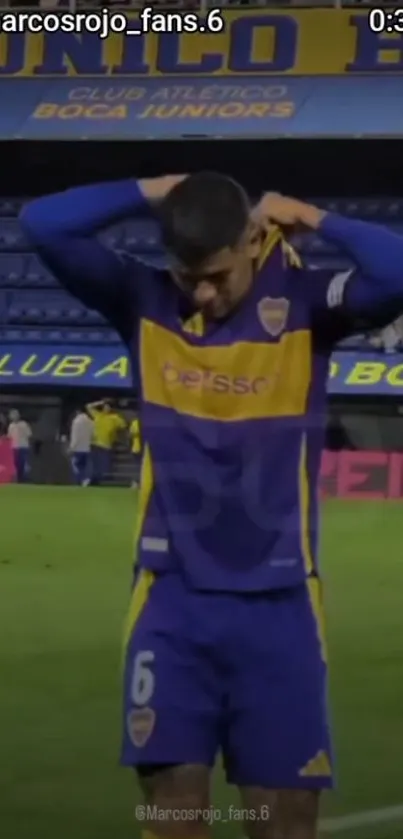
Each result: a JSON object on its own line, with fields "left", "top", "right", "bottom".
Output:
{"left": 21, "top": 174, "right": 403, "bottom": 839}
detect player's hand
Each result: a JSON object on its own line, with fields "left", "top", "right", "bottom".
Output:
{"left": 138, "top": 175, "right": 187, "bottom": 202}
{"left": 255, "top": 193, "right": 326, "bottom": 231}
{"left": 163, "top": 175, "right": 188, "bottom": 191}
{"left": 255, "top": 194, "right": 303, "bottom": 228}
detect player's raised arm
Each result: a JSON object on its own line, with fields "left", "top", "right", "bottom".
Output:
{"left": 310, "top": 209, "right": 403, "bottom": 334}
{"left": 86, "top": 399, "right": 105, "bottom": 418}
{"left": 258, "top": 193, "right": 403, "bottom": 334}
{"left": 19, "top": 176, "right": 186, "bottom": 343}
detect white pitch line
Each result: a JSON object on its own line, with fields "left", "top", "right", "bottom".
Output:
{"left": 320, "top": 804, "right": 403, "bottom": 833}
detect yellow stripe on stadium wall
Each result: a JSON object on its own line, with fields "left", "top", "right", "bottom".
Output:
{"left": 1, "top": 10, "right": 403, "bottom": 77}
{"left": 140, "top": 319, "right": 312, "bottom": 422}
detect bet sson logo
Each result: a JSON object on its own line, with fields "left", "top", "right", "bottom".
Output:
{"left": 162, "top": 363, "right": 271, "bottom": 395}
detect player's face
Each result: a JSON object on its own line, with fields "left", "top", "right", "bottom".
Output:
{"left": 171, "top": 221, "right": 262, "bottom": 320}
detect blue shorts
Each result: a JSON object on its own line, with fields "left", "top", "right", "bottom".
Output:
{"left": 121, "top": 572, "right": 332, "bottom": 789}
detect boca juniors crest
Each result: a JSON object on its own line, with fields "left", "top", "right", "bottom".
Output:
{"left": 258, "top": 297, "right": 289, "bottom": 337}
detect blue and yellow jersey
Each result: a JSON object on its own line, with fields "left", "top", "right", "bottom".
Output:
{"left": 21, "top": 180, "right": 403, "bottom": 592}
{"left": 89, "top": 408, "right": 126, "bottom": 449}
{"left": 132, "top": 229, "right": 324, "bottom": 591}
{"left": 130, "top": 418, "right": 141, "bottom": 454}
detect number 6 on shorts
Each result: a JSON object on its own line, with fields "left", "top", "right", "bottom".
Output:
{"left": 130, "top": 650, "right": 155, "bottom": 706}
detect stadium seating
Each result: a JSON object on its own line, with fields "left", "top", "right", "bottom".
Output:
{"left": 0, "top": 197, "right": 402, "bottom": 348}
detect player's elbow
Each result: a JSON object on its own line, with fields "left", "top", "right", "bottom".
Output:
{"left": 20, "top": 200, "right": 47, "bottom": 243}
{"left": 20, "top": 197, "right": 62, "bottom": 245}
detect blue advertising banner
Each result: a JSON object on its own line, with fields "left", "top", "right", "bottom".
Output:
{"left": 0, "top": 346, "right": 131, "bottom": 389}
{"left": 1, "top": 345, "right": 403, "bottom": 394}
{"left": 2, "top": 76, "right": 403, "bottom": 138}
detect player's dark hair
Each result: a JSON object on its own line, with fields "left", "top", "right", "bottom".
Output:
{"left": 158, "top": 172, "right": 250, "bottom": 267}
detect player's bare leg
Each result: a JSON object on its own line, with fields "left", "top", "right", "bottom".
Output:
{"left": 137, "top": 764, "right": 211, "bottom": 838}
{"left": 239, "top": 788, "right": 320, "bottom": 839}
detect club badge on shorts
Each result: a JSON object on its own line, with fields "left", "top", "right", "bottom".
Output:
{"left": 258, "top": 297, "right": 289, "bottom": 337}
{"left": 127, "top": 707, "right": 155, "bottom": 747}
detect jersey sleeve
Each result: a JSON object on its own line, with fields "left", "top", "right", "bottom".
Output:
{"left": 298, "top": 213, "right": 403, "bottom": 345}
{"left": 302, "top": 267, "right": 403, "bottom": 344}
{"left": 20, "top": 180, "right": 157, "bottom": 347}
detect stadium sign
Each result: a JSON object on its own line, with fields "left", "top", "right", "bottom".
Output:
{"left": 321, "top": 451, "right": 403, "bottom": 501}
{"left": 3, "top": 75, "right": 403, "bottom": 139}
{"left": 1, "top": 346, "right": 403, "bottom": 394}
{"left": 0, "top": 10, "right": 402, "bottom": 77}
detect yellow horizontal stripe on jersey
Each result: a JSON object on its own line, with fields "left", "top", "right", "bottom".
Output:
{"left": 140, "top": 319, "right": 312, "bottom": 422}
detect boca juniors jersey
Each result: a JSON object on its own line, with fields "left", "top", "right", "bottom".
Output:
{"left": 23, "top": 180, "right": 403, "bottom": 593}
{"left": 130, "top": 230, "right": 331, "bottom": 592}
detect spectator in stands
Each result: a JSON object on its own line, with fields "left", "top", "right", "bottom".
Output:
{"left": 7, "top": 409, "right": 32, "bottom": 483}
{"left": 129, "top": 415, "right": 142, "bottom": 489}
{"left": 86, "top": 399, "right": 126, "bottom": 485}
{"left": 68, "top": 407, "right": 94, "bottom": 487}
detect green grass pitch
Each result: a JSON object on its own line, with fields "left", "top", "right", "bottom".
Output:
{"left": 1, "top": 486, "right": 403, "bottom": 839}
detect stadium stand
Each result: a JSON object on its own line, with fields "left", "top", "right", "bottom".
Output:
{"left": 0, "top": 197, "right": 402, "bottom": 351}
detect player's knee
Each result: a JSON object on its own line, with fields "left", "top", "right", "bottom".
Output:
{"left": 282, "top": 789, "right": 319, "bottom": 839}
{"left": 137, "top": 763, "right": 211, "bottom": 838}
{"left": 242, "top": 789, "right": 319, "bottom": 839}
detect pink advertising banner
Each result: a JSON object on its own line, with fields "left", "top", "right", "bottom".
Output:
{"left": 0, "top": 438, "right": 15, "bottom": 484}
{"left": 320, "top": 450, "right": 403, "bottom": 500}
